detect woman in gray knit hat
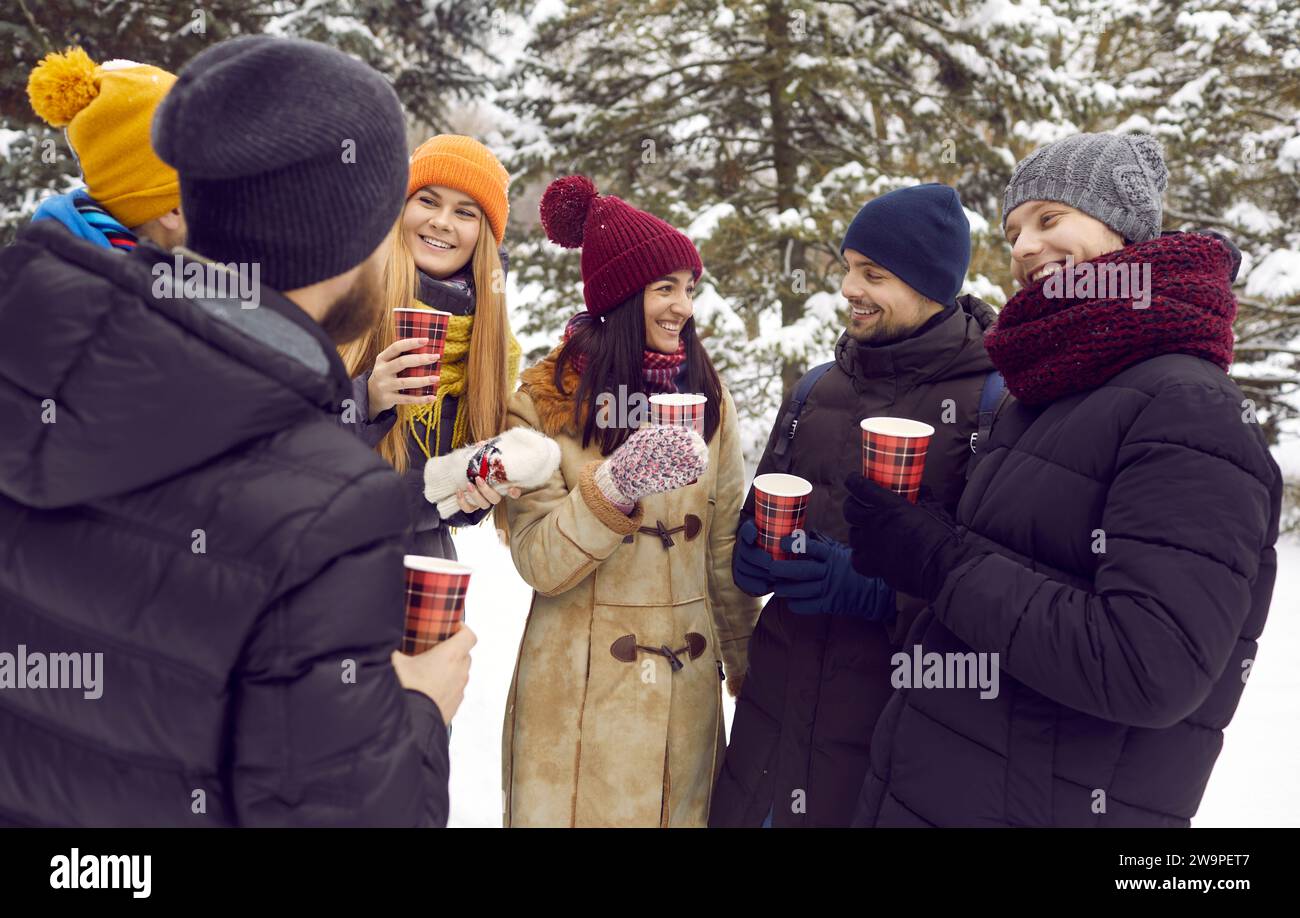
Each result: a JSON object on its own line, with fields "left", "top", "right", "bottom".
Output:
{"left": 842, "top": 130, "right": 1282, "bottom": 828}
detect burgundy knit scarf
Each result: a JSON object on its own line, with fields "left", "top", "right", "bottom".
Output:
{"left": 562, "top": 311, "right": 687, "bottom": 393}
{"left": 984, "top": 232, "right": 1237, "bottom": 405}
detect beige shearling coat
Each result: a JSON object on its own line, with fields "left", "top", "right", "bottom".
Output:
{"left": 501, "top": 349, "right": 760, "bottom": 827}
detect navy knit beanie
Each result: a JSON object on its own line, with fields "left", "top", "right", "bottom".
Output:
{"left": 840, "top": 183, "right": 971, "bottom": 306}
{"left": 152, "top": 37, "right": 409, "bottom": 291}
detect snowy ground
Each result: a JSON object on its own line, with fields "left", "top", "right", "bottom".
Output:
{"left": 1195, "top": 534, "right": 1300, "bottom": 827}
{"left": 447, "top": 506, "right": 1299, "bottom": 829}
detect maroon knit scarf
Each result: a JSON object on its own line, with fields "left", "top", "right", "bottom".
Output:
{"left": 562, "top": 311, "right": 687, "bottom": 393}
{"left": 984, "top": 232, "right": 1237, "bottom": 405}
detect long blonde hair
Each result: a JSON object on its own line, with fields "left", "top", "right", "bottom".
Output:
{"left": 341, "top": 214, "right": 512, "bottom": 475}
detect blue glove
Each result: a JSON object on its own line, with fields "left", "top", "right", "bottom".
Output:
{"left": 732, "top": 518, "right": 776, "bottom": 597}
{"left": 771, "top": 530, "right": 895, "bottom": 620}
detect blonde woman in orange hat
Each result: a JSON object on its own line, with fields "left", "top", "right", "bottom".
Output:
{"left": 340, "top": 135, "right": 524, "bottom": 559}
{"left": 26, "top": 47, "right": 186, "bottom": 251}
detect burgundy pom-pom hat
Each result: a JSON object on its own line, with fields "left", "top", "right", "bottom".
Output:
{"left": 539, "top": 174, "right": 703, "bottom": 318}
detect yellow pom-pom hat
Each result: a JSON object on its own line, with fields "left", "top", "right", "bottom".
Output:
{"left": 406, "top": 135, "right": 510, "bottom": 245}
{"left": 27, "top": 47, "right": 181, "bottom": 227}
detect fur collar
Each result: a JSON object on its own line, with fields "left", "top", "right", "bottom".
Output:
{"left": 519, "top": 346, "right": 585, "bottom": 438}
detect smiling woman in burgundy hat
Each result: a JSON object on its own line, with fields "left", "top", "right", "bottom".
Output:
{"left": 499, "top": 175, "right": 761, "bottom": 827}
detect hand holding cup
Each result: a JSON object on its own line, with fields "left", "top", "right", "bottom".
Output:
{"left": 650, "top": 393, "right": 707, "bottom": 484}
{"left": 596, "top": 425, "right": 709, "bottom": 511}
{"left": 390, "top": 627, "right": 476, "bottom": 727}
{"left": 367, "top": 337, "right": 440, "bottom": 417}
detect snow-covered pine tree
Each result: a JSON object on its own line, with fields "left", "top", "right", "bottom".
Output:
{"left": 501, "top": 0, "right": 1299, "bottom": 466}
{"left": 1134, "top": 0, "right": 1300, "bottom": 443}
{"left": 501, "top": 0, "right": 938, "bottom": 451}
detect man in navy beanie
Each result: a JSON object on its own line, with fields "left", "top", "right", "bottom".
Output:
{"left": 0, "top": 37, "right": 472, "bottom": 827}
{"left": 838, "top": 183, "right": 972, "bottom": 344}
{"left": 711, "top": 183, "right": 1000, "bottom": 827}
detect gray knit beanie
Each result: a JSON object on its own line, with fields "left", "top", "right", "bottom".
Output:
{"left": 1001, "top": 132, "right": 1169, "bottom": 244}
{"left": 153, "top": 36, "right": 409, "bottom": 291}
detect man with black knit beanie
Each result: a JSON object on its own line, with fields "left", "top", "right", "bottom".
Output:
{"left": 0, "top": 37, "right": 469, "bottom": 827}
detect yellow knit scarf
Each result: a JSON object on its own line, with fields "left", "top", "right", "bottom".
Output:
{"left": 405, "top": 312, "right": 522, "bottom": 459}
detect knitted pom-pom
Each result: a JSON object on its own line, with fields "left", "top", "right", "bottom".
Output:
{"left": 539, "top": 174, "right": 598, "bottom": 248}
{"left": 27, "top": 47, "right": 101, "bottom": 127}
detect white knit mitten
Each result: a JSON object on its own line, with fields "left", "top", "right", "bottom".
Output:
{"left": 423, "top": 427, "right": 561, "bottom": 518}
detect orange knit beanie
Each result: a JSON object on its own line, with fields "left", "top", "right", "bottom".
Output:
{"left": 407, "top": 135, "right": 510, "bottom": 245}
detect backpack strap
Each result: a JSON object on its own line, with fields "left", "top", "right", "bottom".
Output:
{"left": 966, "top": 369, "right": 1008, "bottom": 480}
{"left": 771, "top": 361, "right": 835, "bottom": 473}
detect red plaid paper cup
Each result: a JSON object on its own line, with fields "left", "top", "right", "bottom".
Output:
{"left": 752, "top": 473, "right": 812, "bottom": 561}
{"left": 859, "top": 417, "right": 935, "bottom": 503}
{"left": 649, "top": 393, "right": 707, "bottom": 435}
{"left": 400, "top": 555, "right": 470, "bottom": 656}
{"left": 650, "top": 393, "right": 707, "bottom": 484}
{"left": 393, "top": 308, "right": 451, "bottom": 397}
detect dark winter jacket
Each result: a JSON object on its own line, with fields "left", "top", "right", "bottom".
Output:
{"left": 0, "top": 222, "right": 451, "bottom": 827}
{"left": 855, "top": 354, "right": 1282, "bottom": 827}
{"left": 343, "top": 271, "right": 489, "bottom": 560}
{"left": 709, "top": 295, "right": 997, "bottom": 827}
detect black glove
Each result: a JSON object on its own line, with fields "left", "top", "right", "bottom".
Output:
{"left": 841, "top": 475, "right": 980, "bottom": 603}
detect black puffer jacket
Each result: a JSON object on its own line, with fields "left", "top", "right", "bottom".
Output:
{"left": 0, "top": 222, "right": 450, "bottom": 827}
{"left": 855, "top": 353, "right": 1282, "bottom": 827}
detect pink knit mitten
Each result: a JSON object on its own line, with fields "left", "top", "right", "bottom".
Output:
{"left": 593, "top": 425, "right": 708, "bottom": 512}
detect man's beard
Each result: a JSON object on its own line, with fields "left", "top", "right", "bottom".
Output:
{"left": 319, "top": 258, "right": 384, "bottom": 346}
{"left": 845, "top": 308, "right": 902, "bottom": 346}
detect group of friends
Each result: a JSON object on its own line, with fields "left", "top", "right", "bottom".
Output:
{"left": 0, "top": 36, "right": 1282, "bottom": 828}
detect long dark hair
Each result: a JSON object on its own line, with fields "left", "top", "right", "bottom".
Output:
{"left": 555, "top": 290, "right": 723, "bottom": 455}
